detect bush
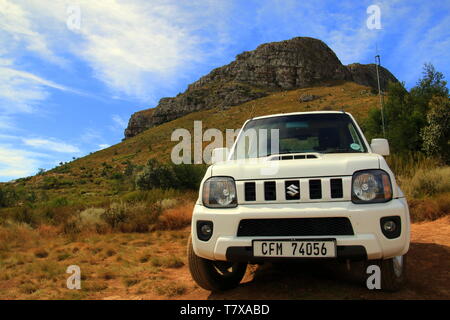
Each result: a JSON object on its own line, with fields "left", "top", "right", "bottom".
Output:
{"left": 135, "top": 159, "right": 178, "bottom": 190}
{"left": 79, "top": 208, "right": 109, "bottom": 233}
{"left": 0, "top": 187, "right": 19, "bottom": 208}
{"left": 421, "top": 96, "right": 450, "bottom": 163}
{"left": 156, "top": 203, "right": 193, "bottom": 230}
{"left": 135, "top": 159, "right": 206, "bottom": 191}
{"left": 50, "top": 197, "right": 69, "bottom": 207}
{"left": 40, "top": 176, "right": 60, "bottom": 189}
{"left": 0, "top": 188, "right": 5, "bottom": 208}
{"left": 171, "top": 163, "right": 207, "bottom": 190}
{"left": 101, "top": 201, "right": 162, "bottom": 233}
{"left": 10, "top": 207, "right": 40, "bottom": 227}
{"left": 400, "top": 167, "right": 450, "bottom": 198}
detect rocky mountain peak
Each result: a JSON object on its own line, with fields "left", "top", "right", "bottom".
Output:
{"left": 124, "top": 37, "right": 398, "bottom": 139}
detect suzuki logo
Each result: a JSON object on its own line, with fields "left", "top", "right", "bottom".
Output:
{"left": 286, "top": 184, "right": 299, "bottom": 196}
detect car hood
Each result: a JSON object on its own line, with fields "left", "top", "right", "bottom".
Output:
{"left": 211, "top": 153, "right": 381, "bottom": 180}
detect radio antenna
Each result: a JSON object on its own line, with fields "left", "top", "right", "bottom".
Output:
{"left": 375, "top": 48, "right": 386, "bottom": 138}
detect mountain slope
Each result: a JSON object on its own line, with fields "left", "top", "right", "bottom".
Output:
{"left": 6, "top": 81, "right": 381, "bottom": 204}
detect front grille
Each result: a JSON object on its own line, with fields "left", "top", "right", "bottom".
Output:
{"left": 239, "top": 176, "right": 349, "bottom": 203}
{"left": 237, "top": 217, "right": 354, "bottom": 237}
{"left": 330, "top": 178, "right": 343, "bottom": 198}
{"left": 264, "top": 181, "right": 276, "bottom": 201}
{"left": 309, "top": 179, "right": 322, "bottom": 199}
{"left": 245, "top": 182, "right": 256, "bottom": 201}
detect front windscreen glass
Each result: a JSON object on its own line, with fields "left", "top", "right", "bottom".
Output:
{"left": 232, "top": 113, "right": 367, "bottom": 159}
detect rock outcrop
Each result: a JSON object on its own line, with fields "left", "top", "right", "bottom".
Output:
{"left": 124, "top": 37, "right": 398, "bottom": 139}
{"left": 346, "top": 63, "right": 397, "bottom": 92}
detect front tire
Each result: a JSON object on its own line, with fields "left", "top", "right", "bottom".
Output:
{"left": 187, "top": 235, "right": 247, "bottom": 291}
{"left": 376, "top": 255, "right": 407, "bottom": 292}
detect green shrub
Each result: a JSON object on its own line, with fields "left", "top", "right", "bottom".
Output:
{"left": 41, "top": 176, "right": 61, "bottom": 189}
{"left": 135, "top": 159, "right": 206, "bottom": 191}
{"left": 8, "top": 207, "right": 39, "bottom": 227}
{"left": 0, "top": 186, "right": 19, "bottom": 208}
{"left": 101, "top": 201, "right": 162, "bottom": 232}
{"left": 421, "top": 96, "right": 450, "bottom": 163}
{"left": 135, "top": 159, "right": 178, "bottom": 190}
{"left": 172, "top": 163, "right": 207, "bottom": 190}
{"left": 50, "top": 197, "right": 69, "bottom": 207}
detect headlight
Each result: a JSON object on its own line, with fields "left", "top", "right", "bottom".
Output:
{"left": 352, "top": 170, "right": 392, "bottom": 203}
{"left": 202, "top": 177, "right": 237, "bottom": 208}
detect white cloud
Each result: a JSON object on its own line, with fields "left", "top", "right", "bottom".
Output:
{"left": 22, "top": 138, "right": 80, "bottom": 153}
{"left": 0, "top": 0, "right": 65, "bottom": 65}
{"left": 0, "top": 144, "right": 46, "bottom": 179}
{"left": 0, "top": 62, "right": 83, "bottom": 114}
{"left": 1, "top": 0, "right": 232, "bottom": 102}
{"left": 112, "top": 114, "right": 128, "bottom": 129}
{"left": 98, "top": 144, "right": 110, "bottom": 150}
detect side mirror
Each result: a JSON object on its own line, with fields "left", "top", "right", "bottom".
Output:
{"left": 211, "top": 147, "right": 229, "bottom": 164}
{"left": 370, "top": 138, "right": 390, "bottom": 156}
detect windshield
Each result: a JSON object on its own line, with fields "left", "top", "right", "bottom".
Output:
{"left": 232, "top": 113, "right": 367, "bottom": 159}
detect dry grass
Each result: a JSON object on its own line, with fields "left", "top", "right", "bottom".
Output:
{"left": 157, "top": 203, "right": 194, "bottom": 230}
{"left": 400, "top": 167, "right": 450, "bottom": 198}
{"left": 395, "top": 166, "right": 450, "bottom": 222}
{"left": 150, "top": 255, "right": 185, "bottom": 269}
{"left": 409, "top": 192, "right": 450, "bottom": 222}
{"left": 153, "top": 280, "right": 187, "bottom": 297}
{"left": 0, "top": 225, "right": 192, "bottom": 300}
{"left": 387, "top": 152, "right": 442, "bottom": 178}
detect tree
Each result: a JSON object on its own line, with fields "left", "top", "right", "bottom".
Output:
{"left": 363, "top": 63, "right": 449, "bottom": 154}
{"left": 411, "top": 63, "right": 448, "bottom": 102}
{"left": 421, "top": 96, "right": 450, "bottom": 163}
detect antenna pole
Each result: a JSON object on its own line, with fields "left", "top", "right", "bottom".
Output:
{"left": 375, "top": 54, "right": 386, "bottom": 137}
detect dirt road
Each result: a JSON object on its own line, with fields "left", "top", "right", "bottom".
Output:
{"left": 118, "top": 216, "right": 450, "bottom": 300}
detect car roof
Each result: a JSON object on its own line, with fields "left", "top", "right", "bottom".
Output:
{"left": 251, "top": 111, "right": 349, "bottom": 121}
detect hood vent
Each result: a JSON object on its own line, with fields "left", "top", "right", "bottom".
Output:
{"left": 269, "top": 153, "right": 318, "bottom": 161}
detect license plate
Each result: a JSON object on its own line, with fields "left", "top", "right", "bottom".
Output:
{"left": 253, "top": 240, "right": 336, "bottom": 258}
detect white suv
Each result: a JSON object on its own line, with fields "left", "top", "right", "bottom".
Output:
{"left": 188, "top": 111, "right": 410, "bottom": 292}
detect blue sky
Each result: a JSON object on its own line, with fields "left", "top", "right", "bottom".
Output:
{"left": 0, "top": 0, "right": 449, "bottom": 181}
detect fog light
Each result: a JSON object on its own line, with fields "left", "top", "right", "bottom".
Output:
{"left": 383, "top": 220, "right": 396, "bottom": 232}
{"left": 380, "top": 216, "right": 401, "bottom": 239}
{"left": 201, "top": 224, "right": 212, "bottom": 236}
{"left": 197, "top": 221, "right": 213, "bottom": 241}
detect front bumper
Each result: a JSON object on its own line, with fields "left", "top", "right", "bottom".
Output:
{"left": 191, "top": 198, "right": 410, "bottom": 261}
